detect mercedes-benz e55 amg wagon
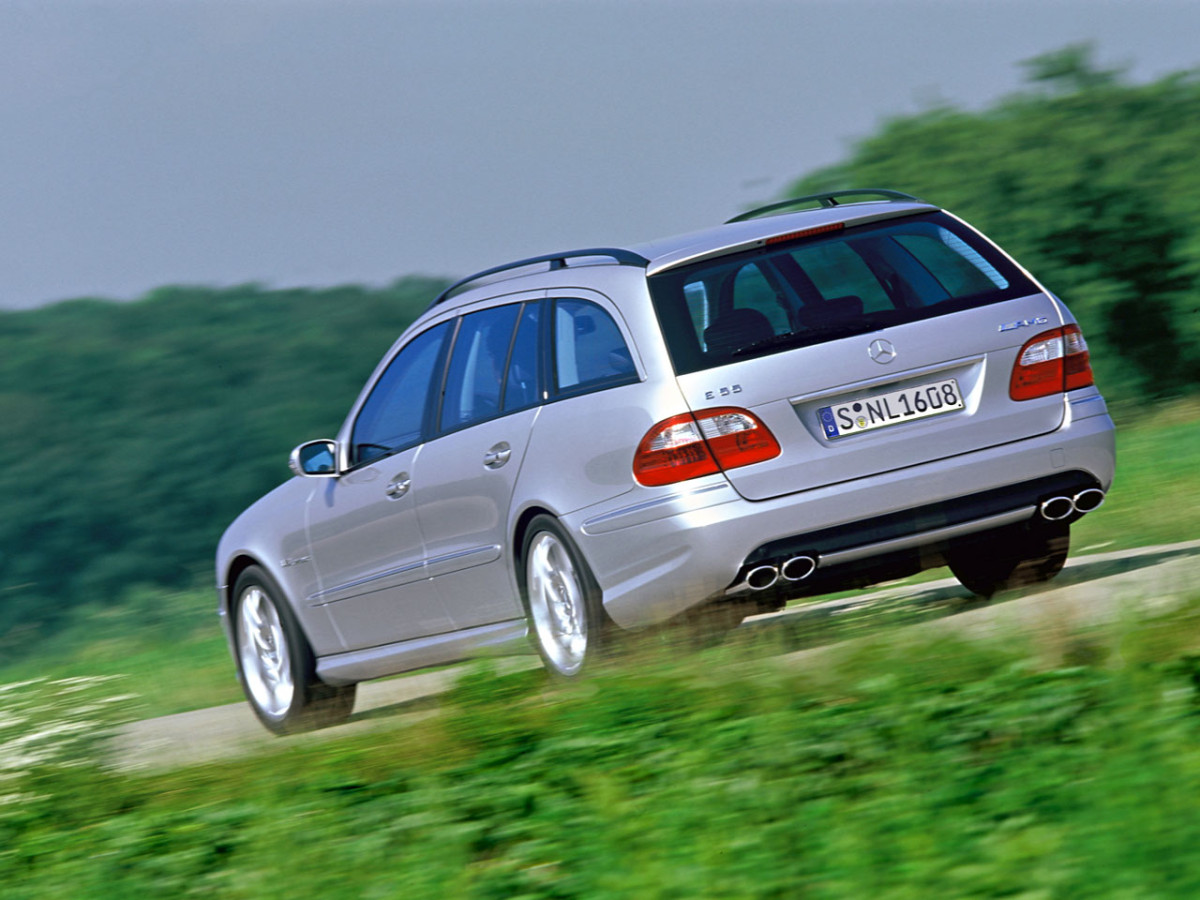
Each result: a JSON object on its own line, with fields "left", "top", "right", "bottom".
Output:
{"left": 217, "top": 190, "right": 1116, "bottom": 733}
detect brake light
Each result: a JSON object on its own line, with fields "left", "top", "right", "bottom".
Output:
{"left": 1009, "top": 324, "right": 1095, "bottom": 401}
{"left": 765, "top": 222, "right": 845, "bottom": 246}
{"left": 633, "top": 407, "right": 781, "bottom": 487}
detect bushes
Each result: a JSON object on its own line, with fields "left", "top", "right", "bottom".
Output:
{"left": 7, "top": 623, "right": 1200, "bottom": 897}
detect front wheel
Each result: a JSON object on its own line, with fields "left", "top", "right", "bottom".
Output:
{"left": 233, "top": 566, "right": 356, "bottom": 734}
{"left": 947, "top": 519, "right": 1070, "bottom": 599}
{"left": 520, "top": 516, "right": 606, "bottom": 677}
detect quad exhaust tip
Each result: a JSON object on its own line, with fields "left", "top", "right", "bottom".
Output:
{"left": 1039, "top": 496, "right": 1075, "bottom": 521}
{"left": 780, "top": 555, "right": 817, "bottom": 582}
{"left": 1039, "top": 488, "right": 1106, "bottom": 521}
{"left": 733, "top": 555, "right": 819, "bottom": 594}
{"left": 1072, "top": 488, "right": 1106, "bottom": 513}
{"left": 745, "top": 565, "right": 779, "bottom": 591}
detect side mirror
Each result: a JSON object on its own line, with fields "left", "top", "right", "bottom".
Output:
{"left": 289, "top": 440, "right": 339, "bottom": 477}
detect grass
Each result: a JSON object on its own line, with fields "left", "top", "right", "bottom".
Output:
{"left": 1073, "top": 397, "right": 1200, "bottom": 552}
{"left": 6, "top": 598, "right": 1200, "bottom": 898}
{"left": 0, "top": 587, "right": 241, "bottom": 720}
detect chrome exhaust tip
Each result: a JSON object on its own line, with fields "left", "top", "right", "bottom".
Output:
{"left": 745, "top": 565, "right": 780, "bottom": 591}
{"left": 780, "top": 555, "right": 817, "bottom": 582}
{"left": 1039, "top": 496, "right": 1075, "bottom": 521}
{"left": 1072, "top": 488, "right": 1106, "bottom": 514}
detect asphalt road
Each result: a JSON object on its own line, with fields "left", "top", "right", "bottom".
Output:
{"left": 109, "top": 539, "right": 1200, "bottom": 772}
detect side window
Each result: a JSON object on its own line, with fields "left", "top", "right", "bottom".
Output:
{"left": 350, "top": 321, "right": 451, "bottom": 466}
{"left": 439, "top": 304, "right": 521, "bottom": 432}
{"left": 551, "top": 299, "right": 637, "bottom": 396}
{"left": 502, "top": 302, "right": 542, "bottom": 412}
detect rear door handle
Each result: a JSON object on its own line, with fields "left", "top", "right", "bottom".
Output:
{"left": 483, "top": 442, "right": 512, "bottom": 469}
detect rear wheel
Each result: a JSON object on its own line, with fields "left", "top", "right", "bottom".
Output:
{"left": 233, "top": 566, "right": 356, "bottom": 734}
{"left": 520, "top": 516, "right": 606, "bottom": 677}
{"left": 948, "top": 519, "right": 1070, "bottom": 599}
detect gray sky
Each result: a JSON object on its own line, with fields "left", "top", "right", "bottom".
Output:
{"left": 3, "top": 0, "right": 1199, "bottom": 309}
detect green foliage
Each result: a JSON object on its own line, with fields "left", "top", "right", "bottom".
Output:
{"left": 7, "top": 619, "right": 1200, "bottom": 897}
{"left": 0, "top": 279, "right": 443, "bottom": 653}
{"left": 1073, "top": 400, "right": 1200, "bottom": 552}
{"left": 0, "top": 587, "right": 241, "bottom": 717}
{"left": 0, "top": 675, "right": 136, "bottom": 807}
{"left": 787, "top": 44, "right": 1200, "bottom": 402}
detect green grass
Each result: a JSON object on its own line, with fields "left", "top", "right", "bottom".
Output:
{"left": 1073, "top": 398, "right": 1200, "bottom": 552}
{"left": 0, "top": 587, "right": 241, "bottom": 719}
{"left": 7, "top": 600, "right": 1200, "bottom": 898}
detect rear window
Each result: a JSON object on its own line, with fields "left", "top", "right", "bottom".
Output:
{"left": 649, "top": 211, "right": 1040, "bottom": 375}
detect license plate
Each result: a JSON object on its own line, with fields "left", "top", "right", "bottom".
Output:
{"left": 818, "top": 378, "right": 964, "bottom": 439}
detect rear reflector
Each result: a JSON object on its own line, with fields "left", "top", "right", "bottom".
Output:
{"left": 1009, "top": 324, "right": 1095, "bottom": 401}
{"left": 634, "top": 407, "right": 781, "bottom": 487}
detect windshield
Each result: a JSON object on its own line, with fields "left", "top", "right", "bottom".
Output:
{"left": 648, "top": 211, "right": 1041, "bottom": 375}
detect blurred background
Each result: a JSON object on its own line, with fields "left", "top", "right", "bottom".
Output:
{"left": 1, "top": 0, "right": 1198, "bottom": 656}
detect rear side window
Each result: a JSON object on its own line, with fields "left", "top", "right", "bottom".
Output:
{"left": 649, "top": 211, "right": 1038, "bottom": 375}
{"left": 503, "top": 302, "right": 542, "bottom": 411}
{"left": 438, "top": 304, "right": 520, "bottom": 432}
{"left": 551, "top": 299, "right": 638, "bottom": 397}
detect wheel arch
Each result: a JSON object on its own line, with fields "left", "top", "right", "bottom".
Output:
{"left": 223, "top": 553, "right": 264, "bottom": 616}
{"left": 511, "top": 504, "right": 559, "bottom": 576}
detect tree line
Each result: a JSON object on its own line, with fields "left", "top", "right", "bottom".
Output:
{"left": 0, "top": 279, "right": 442, "bottom": 655}
{"left": 787, "top": 45, "right": 1200, "bottom": 401}
{"left": 2, "top": 46, "right": 1198, "bottom": 653}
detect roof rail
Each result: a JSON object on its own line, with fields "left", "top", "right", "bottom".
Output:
{"left": 725, "top": 189, "right": 924, "bottom": 224}
{"left": 429, "top": 247, "right": 650, "bottom": 308}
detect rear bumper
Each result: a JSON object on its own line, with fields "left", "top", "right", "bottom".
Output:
{"left": 570, "top": 402, "right": 1115, "bottom": 628}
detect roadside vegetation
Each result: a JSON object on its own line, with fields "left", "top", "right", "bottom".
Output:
{"left": 6, "top": 594, "right": 1200, "bottom": 898}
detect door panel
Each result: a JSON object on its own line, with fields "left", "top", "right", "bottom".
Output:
{"left": 416, "top": 416, "right": 539, "bottom": 628}
{"left": 305, "top": 448, "right": 453, "bottom": 650}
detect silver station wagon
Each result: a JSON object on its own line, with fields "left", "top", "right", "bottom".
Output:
{"left": 217, "top": 189, "right": 1116, "bottom": 733}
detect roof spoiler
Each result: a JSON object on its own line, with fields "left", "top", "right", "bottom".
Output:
{"left": 726, "top": 189, "right": 924, "bottom": 224}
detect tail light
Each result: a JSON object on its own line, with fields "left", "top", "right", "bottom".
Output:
{"left": 1009, "top": 324, "right": 1095, "bottom": 401}
{"left": 633, "top": 407, "right": 781, "bottom": 487}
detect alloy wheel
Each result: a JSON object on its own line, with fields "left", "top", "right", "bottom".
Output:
{"left": 526, "top": 531, "right": 589, "bottom": 676}
{"left": 237, "top": 585, "right": 295, "bottom": 719}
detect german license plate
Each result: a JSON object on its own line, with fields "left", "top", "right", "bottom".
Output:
{"left": 818, "top": 378, "right": 964, "bottom": 439}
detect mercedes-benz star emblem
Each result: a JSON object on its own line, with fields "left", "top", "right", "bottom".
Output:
{"left": 868, "top": 338, "right": 897, "bottom": 364}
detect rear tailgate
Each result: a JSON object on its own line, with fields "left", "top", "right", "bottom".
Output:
{"left": 674, "top": 294, "right": 1065, "bottom": 501}
{"left": 648, "top": 208, "right": 1068, "bottom": 502}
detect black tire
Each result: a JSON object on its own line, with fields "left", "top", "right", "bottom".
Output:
{"left": 948, "top": 519, "right": 1070, "bottom": 599}
{"left": 232, "top": 565, "right": 356, "bottom": 734}
{"left": 519, "top": 515, "right": 608, "bottom": 677}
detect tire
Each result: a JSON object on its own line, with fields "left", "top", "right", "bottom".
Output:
{"left": 232, "top": 565, "right": 356, "bottom": 734}
{"left": 948, "top": 519, "right": 1070, "bottom": 599}
{"left": 519, "top": 515, "right": 607, "bottom": 677}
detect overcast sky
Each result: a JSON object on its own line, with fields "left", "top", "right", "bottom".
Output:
{"left": 3, "top": 0, "right": 1199, "bottom": 310}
